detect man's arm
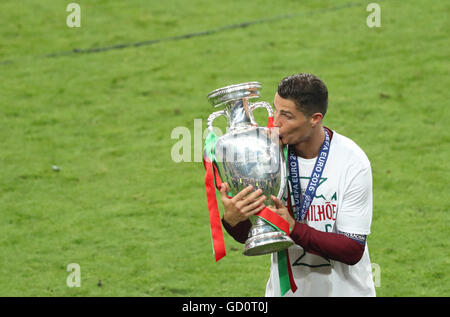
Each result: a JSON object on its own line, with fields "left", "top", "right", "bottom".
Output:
{"left": 222, "top": 218, "right": 252, "bottom": 244}
{"left": 289, "top": 222, "right": 365, "bottom": 265}
{"left": 269, "top": 195, "right": 366, "bottom": 265}
{"left": 222, "top": 212, "right": 366, "bottom": 263}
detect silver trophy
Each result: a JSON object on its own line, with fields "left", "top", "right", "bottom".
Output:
{"left": 206, "top": 82, "right": 294, "bottom": 256}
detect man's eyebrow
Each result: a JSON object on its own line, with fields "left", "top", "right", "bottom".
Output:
{"left": 279, "top": 109, "right": 294, "bottom": 115}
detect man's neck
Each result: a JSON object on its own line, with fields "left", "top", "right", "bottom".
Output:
{"left": 293, "top": 126, "right": 325, "bottom": 159}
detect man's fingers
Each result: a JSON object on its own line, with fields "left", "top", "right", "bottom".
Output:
{"left": 219, "top": 183, "right": 229, "bottom": 198}
{"left": 242, "top": 188, "right": 264, "bottom": 203}
{"left": 246, "top": 204, "right": 266, "bottom": 216}
{"left": 271, "top": 195, "right": 284, "bottom": 209}
{"left": 232, "top": 185, "right": 254, "bottom": 202}
{"left": 243, "top": 195, "right": 266, "bottom": 214}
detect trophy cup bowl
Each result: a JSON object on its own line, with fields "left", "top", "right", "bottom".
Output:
{"left": 206, "top": 82, "right": 294, "bottom": 256}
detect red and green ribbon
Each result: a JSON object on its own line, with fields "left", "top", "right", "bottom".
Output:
{"left": 268, "top": 119, "right": 297, "bottom": 296}
{"left": 203, "top": 131, "right": 226, "bottom": 262}
{"left": 276, "top": 190, "right": 298, "bottom": 295}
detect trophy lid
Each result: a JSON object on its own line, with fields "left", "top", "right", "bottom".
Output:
{"left": 207, "top": 82, "right": 262, "bottom": 108}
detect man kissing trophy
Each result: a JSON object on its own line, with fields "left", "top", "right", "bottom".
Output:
{"left": 202, "top": 82, "right": 293, "bottom": 261}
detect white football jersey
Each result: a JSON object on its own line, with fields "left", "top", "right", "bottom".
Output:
{"left": 265, "top": 130, "right": 376, "bottom": 297}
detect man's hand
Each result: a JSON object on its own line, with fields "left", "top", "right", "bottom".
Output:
{"left": 267, "top": 195, "right": 296, "bottom": 230}
{"left": 219, "top": 183, "right": 266, "bottom": 227}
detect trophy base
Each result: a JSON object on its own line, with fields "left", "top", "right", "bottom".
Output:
{"left": 244, "top": 232, "right": 294, "bottom": 256}
{"left": 243, "top": 217, "right": 294, "bottom": 256}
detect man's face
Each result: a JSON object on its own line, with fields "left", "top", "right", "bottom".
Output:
{"left": 273, "top": 93, "right": 312, "bottom": 145}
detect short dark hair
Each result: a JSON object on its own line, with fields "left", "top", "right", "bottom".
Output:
{"left": 277, "top": 73, "right": 328, "bottom": 117}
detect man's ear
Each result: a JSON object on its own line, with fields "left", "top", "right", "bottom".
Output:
{"left": 310, "top": 112, "right": 324, "bottom": 127}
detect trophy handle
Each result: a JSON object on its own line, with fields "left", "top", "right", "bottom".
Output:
{"left": 248, "top": 101, "right": 274, "bottom": 125}
{"left": 207, "top": 110, "right": 228, "bottom": 132}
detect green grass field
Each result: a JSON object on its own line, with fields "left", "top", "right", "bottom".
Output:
{"left": 0, "top": 0, "right": 448, "bottom": 296}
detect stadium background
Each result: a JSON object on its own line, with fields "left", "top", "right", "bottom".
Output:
{"left": 0, "top": 0, "right": 448, "bottom": 296}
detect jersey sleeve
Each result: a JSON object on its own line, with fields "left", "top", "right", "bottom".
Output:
{"left": 336, "top": 166, "right": 373, "bottom": 235}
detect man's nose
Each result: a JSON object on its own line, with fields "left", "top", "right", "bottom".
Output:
{"left": 273, "top": 114, "right": 281, "bottom": 127}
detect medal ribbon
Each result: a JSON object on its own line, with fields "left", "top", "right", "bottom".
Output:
{"left": 288, "top": 127, "right": 331, "bottom": 221}
{"left": 277, "top": 128, "right": 331, "bottom": 295}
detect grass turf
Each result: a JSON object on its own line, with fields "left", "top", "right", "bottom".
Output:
{"left": 0, "top": 0, "right": 448, "bottom": 296}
